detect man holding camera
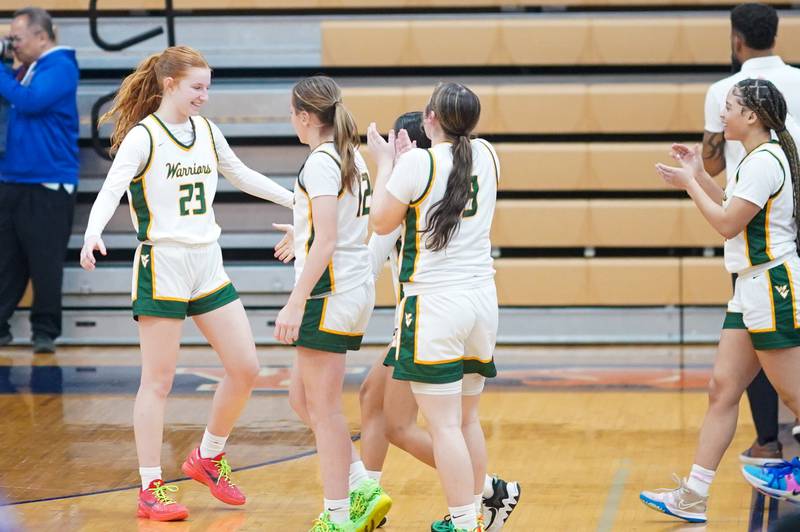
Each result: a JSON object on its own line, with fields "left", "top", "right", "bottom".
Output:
{"left": 0, "top": 7, "right": 79, "bottom": 353}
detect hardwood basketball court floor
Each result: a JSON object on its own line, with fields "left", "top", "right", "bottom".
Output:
{"left": 0, "top": 344, "right": 796, "bottom": 531}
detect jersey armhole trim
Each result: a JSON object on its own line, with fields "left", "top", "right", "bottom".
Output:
{"left": 410, "top": 149, "right": 435, "bottom": 207}
{"left": 475, "top": 138, "right": 499, "bottom": 184}
{"left": 303, "top": 149, "right": 346, "bottom": 198}
{"left": 758, "top": 148, "right": 787, "bottom": 199}
{"left": 202, "top": 117, "right": 219, "bottom": 165}
{"left": 131, "top": 124, "right": 154, "bottom": 183}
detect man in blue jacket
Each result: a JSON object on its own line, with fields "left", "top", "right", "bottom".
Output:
{"left": 0, "top": 7, "right": 79, "bottom": 353}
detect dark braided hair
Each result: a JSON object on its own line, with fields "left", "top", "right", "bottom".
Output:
{"left": 734, "top": 78, "right": 800, "bottom": 247}
{"left": 422, "top": 82, "right": 481, "bottom": 251}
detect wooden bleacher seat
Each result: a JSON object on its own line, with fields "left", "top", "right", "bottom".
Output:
{"left": 343, "top": 83, "right": 707, "bottom": 134}
{"left": 363, "top": 143, "right": 717, "bottom": 191}
{"left": 6, "top": 0, "right": 787, "bottom": 12}
{"left": 376, "top": 257, "right": 731, "bottom": 306}
{"left": 490, "top": 200, "right": 722, "bottom": 248}
{"left": 682, "top": 257, "right": 729, "bottom": 305}
{"left": 321, "top": 16, "right": 800, "bottom": 67}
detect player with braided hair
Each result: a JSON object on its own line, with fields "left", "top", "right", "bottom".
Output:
{"left": 639, "top": 78, "right": 800, "bottom": 522}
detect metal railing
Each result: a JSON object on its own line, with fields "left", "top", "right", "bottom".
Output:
{"left": 88, "top": 0, "right": 176, "bottom": 159}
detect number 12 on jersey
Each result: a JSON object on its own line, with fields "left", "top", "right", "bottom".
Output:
{"left": 179, "top": 182, "right": 207, "bottom": 216}
{"left": 358, "top": 172, "right": 372, "bottom": 217}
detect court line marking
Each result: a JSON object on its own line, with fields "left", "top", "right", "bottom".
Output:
{"left": 748, "top": 488, "right": 765, "bottom": 532}
{"left": 597, "top": 458, "right": 630, "bottom": 532}
{"left": 5, "top": 435, "right": 360, "bottom": 507}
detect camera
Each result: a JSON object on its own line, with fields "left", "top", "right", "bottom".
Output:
{"left": 0, "top": 38, "right": 14, "bottom": 63}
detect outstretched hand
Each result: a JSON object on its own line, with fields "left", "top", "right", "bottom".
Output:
{"left": 669, "top": 143, "right": 704, "bottom": 178}
{"left": 273, "top": 223, "right": 294, "bottom": 263}
{"left": 394, "top": 128, "right": 416, "bottom": 161}
{"left": 367, "top": 122, "right": 396, "bottom": 168}
{"left": 80, "top": 235, "right": 107, "bottom": 271}
{"left": 655, "top": 162, "right": 694, "bottom": 190}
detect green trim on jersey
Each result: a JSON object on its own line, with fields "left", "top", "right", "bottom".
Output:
{"left": 399, "top": 150, "right": 435, "bottom": 283}
{"left": 129, "top": 126, "right": 155, "bottom": 241}
{"left": 201, "top": 117, "right": 219, "bottom": 164}
{"left": 739, "top": 145, "right": 787, "bottom": 266}
{"left": 151, "top": 113, "right": 196, "bottom": 150}
{"left": 474, "top": 138, "right": 499, "bottom": 184}
{"left": 295, "top": 296, "right": 363, "bottom": 353}
{"left": 297, "top": 149, "right": 341, "bottom": 297}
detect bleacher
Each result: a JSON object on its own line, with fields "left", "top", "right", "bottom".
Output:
{"left": 4, "top": 0, "right": 789, "bottom": 344}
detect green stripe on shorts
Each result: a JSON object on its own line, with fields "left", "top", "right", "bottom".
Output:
{"left": 187, "top": 283, "right": 239, "bottom": 316}
{"left": 751, "top": 263, "right": 800, "bottom": 350}
{"left": 392, "top": 295, "right": 463, "bottom": 384}
{"left": 723, "top": 312, "right": 746, "bottom": 329}
{"left": 132, "top": 244, "right": 187, "bottom": 320}
{"left": 295, "top": 297, "right": 363, "bottom": 354}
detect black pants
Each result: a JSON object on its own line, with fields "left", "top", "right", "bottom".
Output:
{"left": 748, "top": 369, "right": 779, "bottom": 445}
{"left": 0, "top": 182, "right": 75, "bottom": 339}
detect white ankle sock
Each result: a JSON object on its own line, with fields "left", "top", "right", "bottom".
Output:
{"left": 324, "top": 497, "right": 350, "bottom": 524}
{"left": 482, "top": 474, "right": 494, "bottom": 498}
{"left": 686, "top": 464, "right": 715, "bottom": 497}
{"left": 366, "top": 469, "right": 382, "bottom": 484}
{"left": 349, "top": 460, "right": 369, "bottom": 491}
{"left": 474, "top": 494, "right": 483, "bottom": 517}
{"left": 449, "top": 503, "right": 477, "bottom": 530}
{"left": 139, "top": 466, "right": 162, "bottom": 490}
{"left": 199, "top": 429, "right": 228, "bottom": 459}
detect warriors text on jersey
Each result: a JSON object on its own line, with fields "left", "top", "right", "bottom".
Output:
{"left": 128, "top": 114, "right": 221, "bottom": 245}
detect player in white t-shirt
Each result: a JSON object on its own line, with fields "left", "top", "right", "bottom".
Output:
{"left": 368, "top": 83, "right": 498, "bottom": 532}
{"left": 641, "top": 79, "right": 800, "bottom": 522}
{"left": 358, "top": 111, "right": 520, "bottom": 532}
{"left": 78, "top": 47, "right": 294, "bottom": 521}
{"left": 700, "top": 2, "right": 800, "bottom": 468}
{"left": 273, "top": 75, "right": 390, "bottom": 532}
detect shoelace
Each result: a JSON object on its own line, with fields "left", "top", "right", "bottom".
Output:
{"left": 310, "top": 513, "right": 339, "bottom": 532}
{"left": 149, "top": 483, "right": 180, "bottom": 505}
{"left": 349, "top": 480, "right": 380, "bottom": 519}
{"left": 212, "top": 456, "right": 235, "bottom": 486}
{"left": 650, "top": 474, "right": 703, "bottom": 508}
{"left": 760, "top": 457, "right": 800, "bottom": 489}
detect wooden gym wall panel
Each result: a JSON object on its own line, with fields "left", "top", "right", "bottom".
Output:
{"left": 5, "top": 0, "right": 789, "bottom": 11}
{"left": 491, "top": 200, "right": 591, "bottom": 247}
{"left": 490, "top": 200, "right": 723, "bottom": 248}
{"left": 495, "top": 258, "right": 682, "bottom": 306}
{"left": 343, "top": 84, "right": 707, "bottom": 135}
{"left": 682, "top": 257, "right": 729, "bottom": 305}
{"left": 378, "top": 257, "right": 732, "bottom": 306}
{"left": 495, "top": 142, "right": 682, "bottom": 191}
{"left": 363, "top": 143, "right": 688, "bottom": 192}
{"left": 376, "top": 258, "right": 684, "bottom": 306}
{"left": 322, "top": 18, "right": 800, "bottom": 67}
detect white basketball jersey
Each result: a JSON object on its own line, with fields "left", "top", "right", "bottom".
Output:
{"left": 293, "top": 143, "right": 371, "bottom": 298}
{"left": 724, "top": 141, "right": 798, "bottom": 273}
{"left": 127, "top": 114, "right": 221, "bottom": 245}
{"left": 395, "top": 139, "right": 498, "bottom": 294}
